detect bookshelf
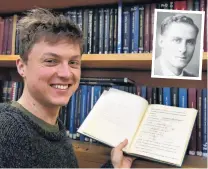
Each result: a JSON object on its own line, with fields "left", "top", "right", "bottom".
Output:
{"left": 72, "top": 140, "right": 207, "bottom": 168}
{"left": 0, "top": 0, "right": 207, "bottom": 168}
{"left": 0, "top": 53, "right": 207, "bottom": 70}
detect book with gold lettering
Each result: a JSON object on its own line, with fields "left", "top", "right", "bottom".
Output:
{"left": 78, "top": 88, "right": 197, "bottom": 167}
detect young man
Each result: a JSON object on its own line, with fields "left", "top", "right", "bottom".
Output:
{"left": 154, "top": 15, "right": 199, "bottom": 77}
{"left": 0, "top": 8, "right": 134, "bottom": 168}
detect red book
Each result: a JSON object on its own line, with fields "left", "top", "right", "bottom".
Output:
{"left": 188, "top": 88, "right": 197, "bottom": 155}
{"left": 0, "top": 17, "right": 5, "bottom": 54}
{"left": 174, "top": 1, "right": 187, "bottom": 10}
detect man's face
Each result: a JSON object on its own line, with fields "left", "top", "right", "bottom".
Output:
{"left": 20, "top": 40, "right": 81, "bottom": 107}
{"left": 159, "top": 22, "right": 197, "bottom": 69}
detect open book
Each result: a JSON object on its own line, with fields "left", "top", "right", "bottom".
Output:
{"left": 78, "top": 88, "right": 197, "bottom": 167}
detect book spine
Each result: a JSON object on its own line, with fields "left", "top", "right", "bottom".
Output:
{"left": 80, "top": 85, "right": 88, "bottom": 142}
{"left": 131, "top": 5, "right": 139, "bottom": 53}
{"left": 202, "top": 89, "right": 207, "bottom": 157}
{"left": 193, "top": 0, "right": 200, "bottom": 10}
{"left": 188, "top": 88, "right": 197, "bottom": 155}
{"left": 171, "top": 87, "right": 179, "bottom": 107}
{"left": 144, "top": 4, "right": 150, "bottom": 53}
{"left": 150, "top": 3, "right": 156, "bottom": 53}
{"left": 85, "top": 85, "right": 92, "bottom": 141}
{"left": 179, "top": 88, "right": 188, "bottom": 108}
{"left": 158, "top": 87, "right": 163, "bottom": 104}
{"left": 117, "top": 0, "right": 122, "bottom": 53}
{"left": 196, "top": 89, "right": 202, "bottom": 156}
{"left": 99, "top": 8, "right": 105, "bottom": 54}
{"left": 69, "top": 93, "right": 76, "bottom": 139}
{"left": 174, "top": 1, "right": 187, "bottom": 10}
{"left": 77, "top": 9, "right": 83, "bottom": 31}
{"left": 76, "top": 87, "right": 82, "bottom": 140}
{"left": 109, "top": 8, "right": 114, "bottom": 54}
{"left": 163, "top": 87, "right": 171, "bottom": 106}
{"left": 200, "top": 0, "right": 207, "bottom": 52}
{"left": 104, "top": 8, "right": 110, "bottom": 54}
{"left": 92, "top": 8, "right": 99, "bottom": 54}
{"left": 83, "top": 9, "right": 89, "bottom": 54}
{"left": 187, "top": 0, "right": 194, "bottom": 10}
{"left": 152, "top": 87, "right": 158, "bottom": 104}
{"left": 113, "top": 8, "right": 118, "bottom": 53}
{"left": 138, "top": 6, "right": 144, "bottom": 53}
{"left": 122, "top": 6, "right": 131, "bottom": 53}
{"left": 141, "top": 86, "right": 147, "bottom": 99}
{"left": 87, "top": 9, "right": 93, "bottom": 54}
{"left": 0, "top": 19, "right": 4, "bottom": 54}
{"left": 147, "top": 86, "right": 152, "bottom": 104}
{"left": 2, "top": 18, "right": 9, "bottom": 54}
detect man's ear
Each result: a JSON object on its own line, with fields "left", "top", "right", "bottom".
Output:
{"left": 158, "top": 35, "right": 165, "bottom": 48}
{"left": 16, "top": 58, "right": 26, "bottom": 78}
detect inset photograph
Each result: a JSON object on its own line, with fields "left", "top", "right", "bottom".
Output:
{"left": 151, "top": 9, "right": 205, "bottom": 80}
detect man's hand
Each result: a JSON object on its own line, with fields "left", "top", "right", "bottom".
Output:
{"left": 111, "top": 139, "right": 135, "bottom": 168}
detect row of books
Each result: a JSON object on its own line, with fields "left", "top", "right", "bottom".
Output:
{"left": 0, "top": 0, "right": 207, "bottom": 55}
{"left": 0, "top": 77, "right": 135, "bottom": 102}
{"left": 0, "top": 79, "right": 207, "bottom": 157}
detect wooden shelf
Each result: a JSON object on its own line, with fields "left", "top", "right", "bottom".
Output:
{"left": 72, "top": 140, "right": 207, "bottom": 168}
{"left": 0, "top": 0, "right": 164, "bottom": 14}
{"left": 0, "top": 53, "right": 207, "bottom": 71}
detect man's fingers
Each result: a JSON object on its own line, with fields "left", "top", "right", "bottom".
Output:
{"left": 116, "top": 139, "right": 128, "bottom": 150}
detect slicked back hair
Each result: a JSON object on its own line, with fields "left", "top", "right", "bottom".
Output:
{"left": 160, "top": 14, "right": 199, "bottom": 36}
{"left": 17, "top": 8, "right": 83, "bottom": 62}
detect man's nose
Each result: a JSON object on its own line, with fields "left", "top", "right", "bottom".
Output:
{"left": 179, "top": 41, "right": 187, "bottom": 53}
{"left": 57, "top": 63, "right": 72, "bottom": 78}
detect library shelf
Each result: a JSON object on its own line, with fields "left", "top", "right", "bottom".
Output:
{"left": 0, "top": 0, "right": 164, "bottom": 14}
{"left": 72, "top": 140, "right": 207, "bottom": 168}
{"left": 0, "top": 52, "right": 207, "bottom": 70}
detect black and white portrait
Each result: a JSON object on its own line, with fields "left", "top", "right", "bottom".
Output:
{"left": 151, "top": 9, "right": 205, "bottom": 80}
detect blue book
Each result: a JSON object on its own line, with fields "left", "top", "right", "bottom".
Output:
{"left": 69, "top": 93, "right": 76, "bottom": 139}
{"left": 122, "top": 6, "right": 131, "bottom": 53}
{"left": 80, "top": 85, "right": 88, "bottom": 141}
{"left": 163, "top": 87, "right": 171, "bottom": 106}
{"left": 202, "top": 88, "right": 207, "bottom": 157}
{"left": 117, "top": 0, "right": 122, "bottom": 53}
{"left": 141, "top": 86, "right": 147, "bottom": 99}
{"left": 179, "top": 88, "right": 188, "bottom": 108}
{"left": 131, "top": 5, "right": 139, "bottom": 53}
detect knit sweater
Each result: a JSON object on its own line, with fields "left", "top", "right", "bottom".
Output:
{"left": 0, "top": 102, "right": 79, "bottom": 168}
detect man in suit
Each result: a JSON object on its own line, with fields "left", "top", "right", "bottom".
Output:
{"left": 154, "top": 14, "right": 199, "bottom": 77}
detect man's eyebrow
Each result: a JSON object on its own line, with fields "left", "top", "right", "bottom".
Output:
{"left": 42, "top": 52, "right": 61, "bottom": 58}
{"left": 42, "top": 53, "right": 81, "bottom": 59}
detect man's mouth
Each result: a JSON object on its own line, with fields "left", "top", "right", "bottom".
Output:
{"left": 50, "top": 84, "right": 71, "bottom": 90}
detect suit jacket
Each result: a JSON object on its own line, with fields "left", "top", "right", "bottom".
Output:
{"left": 154, "top": 57, "right": 197, "bottom": 77}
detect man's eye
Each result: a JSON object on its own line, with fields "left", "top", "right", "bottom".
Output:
{"left": 187, "top": 40, "right": 195, "bottom": 45}
{"left": 173, "top": 39, "right": 181, "bottom": 43}
{"left": 44, "top": 59, "right": 58, "bottom": 65}
{"left": 69, "top": 60, "right": 80, "bottom": 65}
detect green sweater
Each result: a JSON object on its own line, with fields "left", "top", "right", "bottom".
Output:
{"left": 0, "top": 102, "right": 78, "bottom": 168}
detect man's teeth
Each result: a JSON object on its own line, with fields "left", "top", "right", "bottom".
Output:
{"left": 52, "top": 85, "right": 69, "bottom": 89}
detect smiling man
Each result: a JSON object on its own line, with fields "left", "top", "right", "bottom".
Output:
{"left": 0, "top": 8, "right": 134, "bottom": 168}
{"left": 154, "top": 14, "right": 199, "bottom": 77}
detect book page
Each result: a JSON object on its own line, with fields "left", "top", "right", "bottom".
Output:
{"left": 129, "top": 104, "right": 197, "bottom": 166}
{"left": 78, "top": 88, "right": 148, "bottom": 150}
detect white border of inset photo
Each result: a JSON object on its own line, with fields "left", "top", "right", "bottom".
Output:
{"left": 151, "top": 9, "right": 205, "bottom": 80}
